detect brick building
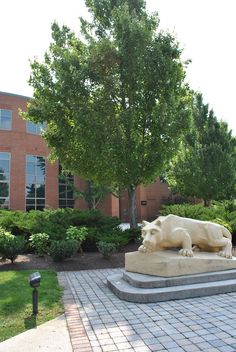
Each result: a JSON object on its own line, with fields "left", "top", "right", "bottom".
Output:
{"left": 0, "top": 91, "right": 171, "bottom": 221}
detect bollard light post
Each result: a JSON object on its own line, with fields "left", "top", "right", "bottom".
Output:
{"left": 28, "top": 272, "right": 41, "bottom": 315}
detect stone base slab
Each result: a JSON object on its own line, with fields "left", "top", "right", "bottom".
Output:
{"left": 125, "top": 250, "right": 236, "bottom": 277}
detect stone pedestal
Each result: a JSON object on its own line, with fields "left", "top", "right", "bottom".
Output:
{"left": 125, "top": 250, "right": 236, "bottom": 277}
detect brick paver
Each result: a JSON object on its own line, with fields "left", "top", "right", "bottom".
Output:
{"left": 58, "top": 273, "right": 92, "bottom": 352}
{"left": 58, "top": 269, "right": 236, "bottom": 352}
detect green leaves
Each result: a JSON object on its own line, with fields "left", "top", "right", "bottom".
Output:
{"left": 25, "top": 0, "right": 192, "bottom": 225}
{"left": 168, "top": 92, "right": 236, "bottom": 204}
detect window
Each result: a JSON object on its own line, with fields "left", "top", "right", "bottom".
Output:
{"left": 26, "top": 121, "right": 45, "bottom": 134}
{"left": 0, "top": 152, "right": 10, "bottom": 208}
{"left": 0, "top": 109, "right": 12, "bottom": 130}
{"left": 26, "top": 155, "right": 45, "bottom": 211}
{"left": 58, "top": 164, "right": 74, "bottom": 208}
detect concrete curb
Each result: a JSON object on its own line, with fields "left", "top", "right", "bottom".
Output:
{"left": 0, "top": 314, "right": 72, "bottom": 352}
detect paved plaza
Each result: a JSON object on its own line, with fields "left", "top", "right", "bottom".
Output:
{"left": 59, "top": 268, "right": 236, "bottom": 352}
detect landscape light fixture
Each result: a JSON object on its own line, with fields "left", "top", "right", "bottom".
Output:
{"left": 28, "top": 272, "right": 41, "bottom": 315}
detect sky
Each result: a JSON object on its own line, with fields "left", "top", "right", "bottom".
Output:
{"left": 1, "top": 0, "right": 236, "bottom": 133}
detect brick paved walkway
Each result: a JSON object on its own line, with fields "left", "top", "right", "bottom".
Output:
{"left": 58, "top": 269, "right": 236, "bottom": 352}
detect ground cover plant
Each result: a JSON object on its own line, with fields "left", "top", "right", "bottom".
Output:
{"left": 0, "top": 270, "right": 63, "bottom": 342}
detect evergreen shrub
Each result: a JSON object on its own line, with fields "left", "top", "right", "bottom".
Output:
{"left": 48, "top": 239, "right": 79, "bottom": 262}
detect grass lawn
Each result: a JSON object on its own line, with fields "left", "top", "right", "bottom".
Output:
{"left": 0, "top": 270, "right": 63, "bottom": 342}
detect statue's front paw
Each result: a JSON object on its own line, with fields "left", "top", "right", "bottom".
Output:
{"left": 218, "top": 250, "right": 232, "bottom": 259}
{"left": 179, "top": 248, "right": 194, "bottom": 257}
{"left": 138, "top": 245, "right": 147, "bottom": 253}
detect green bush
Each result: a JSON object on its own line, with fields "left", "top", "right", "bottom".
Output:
{"left": 48, "top": 240, "right": 79, "bottom": 262}
{"left": 0, "top": 228, "right": 25, "bottom": 263}
{"left": 0, "top": 209, "right": 121, "bottom": 249}
{"left": 97, "top": 241, "right": 117, "bottom": 259}
{"left": 66, "top": 226, "right": 88, "bottom": 243}
{"left": 82, "top": 228, "right": 99, "bottom": 252}
{"left": 29, "top": 233, "right": 50, "bottom": 256}
{"left": 160, "top": 204, "right": 223, "bottom": 221}
{"left": 212, "top": 200, "right": 236, "bottom": 215}
{"left": 97, "top": 235, "right": 129, "bottom": 251}
{"left": 211, "top": 218, "right": 232, "bottom": 233}
{"left": 122, "top": 227, "right": 141, "bottom": 242}
{"left": 0, "top": 211, "right": 30, "bottom": 237}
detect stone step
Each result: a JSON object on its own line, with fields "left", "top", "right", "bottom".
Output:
{"left": 123, "top": 269, "right": 236, "bottom": 288}
{"left": 107, "top": 272, "right": 236, "bottom": 303}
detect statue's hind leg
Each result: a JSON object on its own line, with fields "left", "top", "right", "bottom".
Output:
{"left": 208, "top": 237, "right": 232, "bottom": 259}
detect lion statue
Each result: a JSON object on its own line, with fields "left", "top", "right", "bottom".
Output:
{"left": 138, "top": 214, "right": 232, "bottom": 259}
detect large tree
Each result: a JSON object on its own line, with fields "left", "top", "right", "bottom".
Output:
{"left": 25, "top": 0, "right": 191, "bottom": 227}
{"left": 168, "top": 93, "right": 236, "bottom": 206}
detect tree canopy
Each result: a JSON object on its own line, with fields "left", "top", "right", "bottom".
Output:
{"left": 24, "top": 0, "right": 191, "bottom": 226}
{"left": 168, "top": 93, "right": 236, "bottom": 206}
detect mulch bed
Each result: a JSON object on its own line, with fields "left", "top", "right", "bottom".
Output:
{"left": 1, "top": 244, "right": 235, "bottom": 272}
{"left": 0, "top": 243, "right": 138, "bottom": 272}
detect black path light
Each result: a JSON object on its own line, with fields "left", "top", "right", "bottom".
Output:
{"left": 28, "top": 272, "right": 41, "bottom": 315}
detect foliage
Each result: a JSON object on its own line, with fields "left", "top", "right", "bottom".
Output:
{"left": 82, "top": 227, "right": 130, "bottom": 252}
{"left": 0, "top": 270, "right": 63, "bottom": 342}
{"left": 0, "top": 228, "right": 25, "bottom": 263}
{"left": 66, "top": 226, "right": 88, "bottom": 242}
{"left": 211, "top": 218, "right": 232, "bottom": 233}
{"left": 24, "top": 0, "right": 192, "bottom": 227}
{"left": 29, "top": 233, "right": 50, "bottom": 256}
{"left": 122, "top": 227, "right": 141, "bottom": 242}
{"left": 76, "top": 180, "right": 113, "bottom": 209}
{"left": 66, "top": 225, "right": 88, "bottom": 253}
{"left": 97, "top": 241, "right": 117, "bottom": 259}
{"left": 81, "top": 227, "right": 100, "bottom": 251}
{"left": 48, "top": 239, "right": 79, "bottom": 262}
{"left": 0, "top": 208, "right": 121, "bottom": 242}
{"left": 98, "top": 230, "right": 129, "bottom": 251}
{"left": 160, "top": 204, "right": 222, "bottom": 221}
{"left": 212, "top": 200, "right": 236, "bottom": 216}
{"left": 168, "top": 93, "right": 236, "bottom": 205}
{"left": 0, "top": 211, "right": 31, "bottom": 237}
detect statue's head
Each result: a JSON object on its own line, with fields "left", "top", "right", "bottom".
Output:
{"left": 141, "top": 219, "right": 163, "bottom": 251}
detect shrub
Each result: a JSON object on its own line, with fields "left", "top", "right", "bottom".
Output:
{"left": 97, "top": 241, "right": 117, "bottom": 259}
{"left": 0, "top": 209, "right": 121, "bottom": 247}
{"left": 97, "top": 232, "right": 129, "bottom": 251}
{"left": 122, "top": 227, "right": 141, "bottom": 242}
{"left": 0, "top": 228, "right": 25, "bottom": 263}
{"left": 82, "top": 227, "right": 129, "bottom": 252}
{"left": 29, "top": 233, "right": 50, "bottom": 256}
{"left": 48, "top": 240, "right": 79, "bottom": 262}
{"left": 82, "top": 227, "right": 99, "bottom": 252}
{"left": 211, "top": 218, "right": 232, "bottom": 233}
{"left": 66, "top": 226, "right": 88, "bottom": 243}
{"left": 160, "top": 204, "right": 223, "bottom": 221}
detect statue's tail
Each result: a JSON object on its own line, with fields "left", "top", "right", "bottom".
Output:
{"left": 222, "top": 227, "right": 232, "bottom": 241}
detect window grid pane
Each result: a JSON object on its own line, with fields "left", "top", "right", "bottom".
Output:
{"left": 58, "top": 164, "right": 74, "bottom": 208}
{"left": 26, "top": 121, "right": 45, "bottom": 135}
{"left": 26, "top": 154, "right": 45, "bottom": 211}
{"left": 0, "top": 109, "right": 12, "bottom": 130}
{"left": 0, "top": 152, "right": 10, "bottom": 209}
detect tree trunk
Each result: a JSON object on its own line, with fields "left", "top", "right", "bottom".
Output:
{"left": 87, "top": 181, "right": 92, "bottom": 210}
{"left": 204, "top": 199, "right": 211, "bottom": 207}
{"left": 128, "top": 186, "right": 137, "bottom": 228}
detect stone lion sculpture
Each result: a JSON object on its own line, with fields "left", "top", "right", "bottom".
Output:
{"left": 138, "top": 214, "right": 232, "bottom": 259}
